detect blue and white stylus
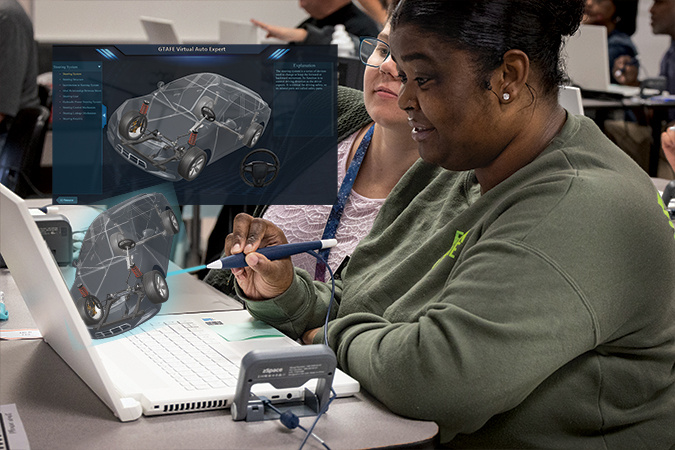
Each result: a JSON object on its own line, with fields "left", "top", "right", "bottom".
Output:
{"left": 205, "top": 239, "right": 338, "bottom": 269}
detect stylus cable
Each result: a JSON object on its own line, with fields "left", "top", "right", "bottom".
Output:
{"left": 259, "top": 397, "right": 331, "bottom": 450}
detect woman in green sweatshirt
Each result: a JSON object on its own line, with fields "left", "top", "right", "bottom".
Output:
{"left": 219, "top": 0, "right": 675, "bottom": 447}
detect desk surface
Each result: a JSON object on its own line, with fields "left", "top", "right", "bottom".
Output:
{"left": 0, "top": 268, "right": 438, "bottom": 449}
{"left": 582, "top": 95, "right": 675, "bottom": 109}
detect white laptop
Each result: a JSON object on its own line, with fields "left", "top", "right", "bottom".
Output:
{"left": 141, "top": 16, "right": 181, "bottom": 45}
{"left": 0, "top": 183, "right": 359, "bottom": 422}
{"left": 219, "top": 19, "right": 263, "bottom": 45}
{"left": 563, "top": 24, "right": 640, "bottom": 98}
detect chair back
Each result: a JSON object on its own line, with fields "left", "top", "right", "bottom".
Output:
{"left": 559, "top": 85, "right": 584, "bottom": 115}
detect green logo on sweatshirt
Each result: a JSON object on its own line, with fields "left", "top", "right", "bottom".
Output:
{"left": 433, "top": 230, "right": 470, "bottom": 268}
{"left": 657, "top": 193, "right": 675, "bottom": 240}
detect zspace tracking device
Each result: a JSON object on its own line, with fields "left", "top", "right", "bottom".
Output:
{"left": 34, "top": 214, "right": 73, "bottom": 265}
{"left": 231, "top": 345, "right": 336, "bottom": 422}
{"left": 0, "top": 213, "right": 72, "bottom": 268}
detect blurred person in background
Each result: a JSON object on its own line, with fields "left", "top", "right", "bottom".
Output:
{"left": 355, "top": 0, "right": 390, "bottom": 27}
{"left": 582, "top": 0, "right": 640, "bottom": 85}
{"left": 600, "top": 0, "right": 675, "bottom": 178}
{"left": 250, "top": 0, "right": 379, "bottom": 45}
{"left": 650, "top": 0, "right": 675, "bottom": 175}
{"left": 652, "top": 0, "right": 675, "bottom": 117}
{"left": 0, "top": 0, "right": 39, "bottom": 153}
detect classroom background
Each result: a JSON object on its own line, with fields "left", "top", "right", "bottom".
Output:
{"left": 15, "top": 0, "right": 670, "bottom": 80}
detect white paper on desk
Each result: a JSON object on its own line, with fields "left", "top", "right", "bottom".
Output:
{"left": 200, "top": 318, "right": 285, "bottom": 341}
{"left": 0, "top": 329, "right": 42, "bottom": 340}
{"left": 0, "top": 404, "right": 31, "bottom": 450}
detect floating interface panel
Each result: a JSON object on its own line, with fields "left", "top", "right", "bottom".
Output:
{"left": 51, "top": 44, "right": 338, "bottom": 206}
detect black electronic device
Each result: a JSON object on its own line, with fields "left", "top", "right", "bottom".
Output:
{"left": 337, "top": 56, "right": 365, "bottom": 90}
{"left": 640, "top": 76, "right": 667, "bottom": 98}
{"left": 0, "top": 213, "right": 72, "bottom": 268}
{"left": 231, "top": 345, "right": 336, "bottom": 422}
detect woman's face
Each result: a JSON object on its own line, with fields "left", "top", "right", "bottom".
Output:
{"left": 583, "top": 0, "right": 616, "bottom": 26}
{"left": 390, "top": 24, "right": 507, "bottom": 171}
{"left": 362, "top": 22, "right": 408, "bottom": 129}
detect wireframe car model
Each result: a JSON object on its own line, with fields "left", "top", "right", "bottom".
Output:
{"left": 70, "top": 193, "right": 179, "bottom": 339}
{"left": 107, "top": 72, "right": 271, "bottom": 181}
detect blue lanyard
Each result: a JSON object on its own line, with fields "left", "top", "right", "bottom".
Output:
{"left": 314, "top": 124, "right": 375, "bottom": 281}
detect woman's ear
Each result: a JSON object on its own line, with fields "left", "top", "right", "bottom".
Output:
{"left": 491, "top": 49, "right": 530, "bottom": 104}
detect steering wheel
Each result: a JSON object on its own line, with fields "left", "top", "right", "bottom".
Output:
{"left": 240, "top": 149, "right": 280, "bottom": 188}
{"left": 201, "top": 106, "right": 216, "bottom": 122}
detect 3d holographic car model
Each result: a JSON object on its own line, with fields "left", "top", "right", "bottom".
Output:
{"left": 70, "top": 193, "right": 179, "bottom": 339}
{"left": 106, "top": 72, "right": 271, "bottom": 181}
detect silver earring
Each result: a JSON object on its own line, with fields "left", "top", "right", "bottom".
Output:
{"left": 502, "top": 92, "right": 510, "bottom": 101}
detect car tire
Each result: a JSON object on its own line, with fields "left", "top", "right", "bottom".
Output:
{"left": 77, "top": 294, "right": 103, "bottom": 325}
{"left": 110, "top": 232, "right": 134, "bottom": 256}
{"left": 178, "top": 146, "right": 207, "bottom": 181}
{"left": 119, "top": 110, "right": 147, "bottom": 141}
{"left": 160, "top": 209, "right": 180, "bottom": 235}
{"left": 244, "top": 123, "right": 264, "bottom": 148}
{"left": 143, "top": 270, "right": 169, "bottom": 304}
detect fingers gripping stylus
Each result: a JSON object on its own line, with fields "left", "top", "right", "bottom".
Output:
{"left": 206, "top": 239, "right": 338, "bottom": 269}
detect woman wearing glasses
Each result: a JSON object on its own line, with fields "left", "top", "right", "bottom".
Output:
{"left": 207, "top": 11, "right": 423, "bottom": 290}
{"left": 262, "top": 21, "right": 420, "bottom": 281}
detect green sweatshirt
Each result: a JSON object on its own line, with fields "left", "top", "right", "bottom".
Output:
{"left": 244, "top": 114, "right": 675, "bottom": 448}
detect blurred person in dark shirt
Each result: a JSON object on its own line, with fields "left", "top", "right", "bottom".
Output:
{"left": 251, "top": 0, "right": 379, "bottom": 45}
{"left": 0, "top": 0, "right": 39, "bottom": 152}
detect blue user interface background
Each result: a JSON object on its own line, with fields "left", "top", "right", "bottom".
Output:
{"left": 51, "top": 45, "right": 337, "bottom": 206}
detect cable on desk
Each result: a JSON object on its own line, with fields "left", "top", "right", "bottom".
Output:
{"left": 259, "top": 396, "right": 332, "bottom": 450}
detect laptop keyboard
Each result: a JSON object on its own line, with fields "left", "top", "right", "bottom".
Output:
{"left": 126, "top": 320, "right": 240, "bottom": 390}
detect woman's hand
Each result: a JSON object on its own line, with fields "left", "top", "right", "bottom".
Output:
{"left": 302, "top": 327, "right": 321, "bottom": 345}
{"left": 225, "top": 213, "right": 294, "bottom": 300}
{"left": 250, "top": 19, "right": 308, "bottom": 43}
{"left": 662, "top": 126, "right": 675, "bottom": 173}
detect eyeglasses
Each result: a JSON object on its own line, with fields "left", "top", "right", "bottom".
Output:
{"left": 359, "top": 37, "right": 391, "bottom": 68}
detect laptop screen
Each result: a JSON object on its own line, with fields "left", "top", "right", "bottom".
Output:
{"left": 563, "top": 24, "right": 610, "bottom": 92}
{"left": 51, "top": 44, "right": 338, "bottom": 206}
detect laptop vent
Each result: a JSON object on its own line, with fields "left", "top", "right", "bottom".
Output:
{"left": 160, "top": 399, "right": 228, "bottom": 413}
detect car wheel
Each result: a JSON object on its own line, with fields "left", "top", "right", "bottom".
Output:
{"left": 244, "top": 123, "right": 264, "bottom": 148}
{"left": 143, "top": 270, "right": 169, "bottom": 304}
{"left": 119, "top": 110, "right": 147, "bottom": 141}
{"left": 177, "top": 146, "right": 207, "bottom": 181}
{"left": 160, "top": 209, "right": 180, "bottom": 235}
{"left": 77, "top": 295, "right": 103, "bottom": 325}
{"left": 110, "top": 232, "right": 135, "bottom": 256}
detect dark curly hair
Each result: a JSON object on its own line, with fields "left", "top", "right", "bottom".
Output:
{"left": 391, "top": 0, "right": 586, "bottom": 100}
